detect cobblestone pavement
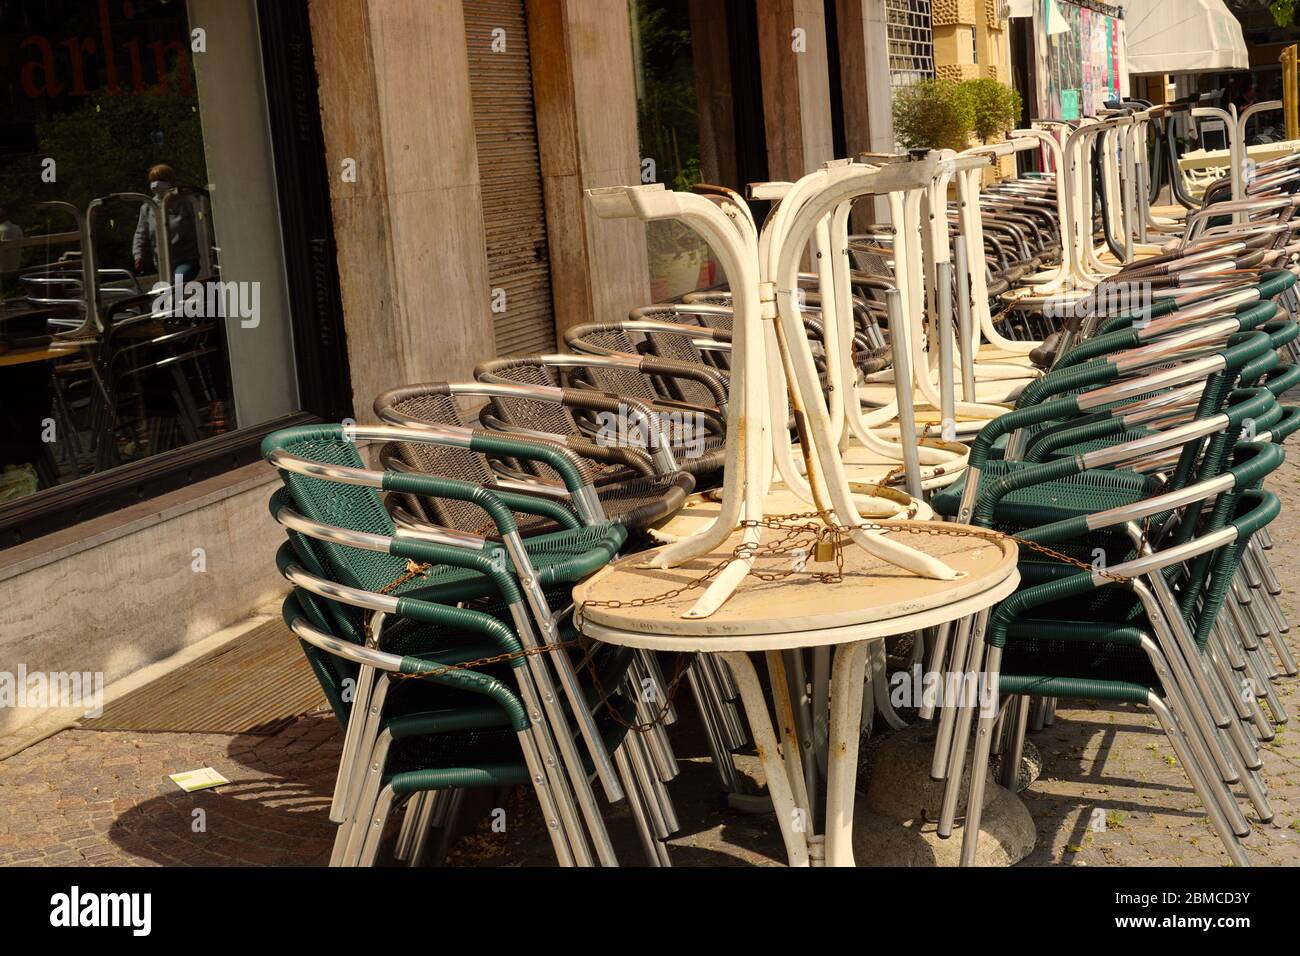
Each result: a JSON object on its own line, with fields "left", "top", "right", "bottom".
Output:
{"left": 0, "top": 715, "right": 339, "bottom": 866}
{"left": 2, "top": 453, "right": 1299, "bottom": 867}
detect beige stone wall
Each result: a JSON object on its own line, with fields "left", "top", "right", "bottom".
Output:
{"left": 0, "top": 466, "right": 286, "bottom": 737}
{"left": 307, "top": 0, "right": 497, "bottom": 421}
{"left": 933, "top": 0, "right": 1016, "bottom": 177}
{"left": 756, "top": 0, "right": 836, "bottom": 182}
{"left": 930, "top": 0, "right": 977, "bottom": 26}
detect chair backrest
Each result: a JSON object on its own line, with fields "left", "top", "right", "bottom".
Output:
{"left": 373, "top": 389, "right": 499, "bottom": 532}
{"left": 263, "top": 424, "right": 408, "bottom": 594}
{"left": 564, "top": 348, "right": 662, "bottom": 406}
{"left": 637, "top": 306, "right": 733, "bottom": 378}
{"left": 1183, "top": 488, "right": 1281, "bottom": 648}
{"left": 281, "top": 573, "right": 357, "bottom": 727}
{"left": 475, "top": 358, "right": 581, "bottom": 438}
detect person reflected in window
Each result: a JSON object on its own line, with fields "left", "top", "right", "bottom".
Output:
{"left": 132, "top": 164, "right": 200, "bottom": 283}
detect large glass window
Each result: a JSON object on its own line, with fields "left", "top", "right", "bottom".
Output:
{"left": 0, "top": 0, "right": 298, "bottom": 507}
{"left": 632, "top": 0, "right": 719, "bottom": 301}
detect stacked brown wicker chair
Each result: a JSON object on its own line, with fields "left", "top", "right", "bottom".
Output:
{"left": 475, "top": 354, "right": 727, "bottom": 480}
{"left": 372, "top": 383, "right": 694, "bottom": 537}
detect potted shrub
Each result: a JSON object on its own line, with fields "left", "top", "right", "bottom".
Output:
{"left": 892, "top": 79, "right": 976, "bottom": 152}
{"left": 962, "top": 78, "right": 1022, "bottom": 144}
{"left": 648, "top": 219, "right": 706, "bottom": 301}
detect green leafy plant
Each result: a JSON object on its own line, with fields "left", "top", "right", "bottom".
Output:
{"left": 961, "top": 78, "right": 1022, "bottom": 144}
{"left": 892, "top": 79, "right": 976, "bottom": 152}
{"left": 1269, "top": 0, "right": 1297, "bottom": 27}
{"left": 635, "top": 2, "right": 699, "bottom": 191}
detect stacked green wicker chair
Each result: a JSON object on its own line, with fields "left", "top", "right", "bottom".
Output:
{"left": 931, "top": 284, "right": 1293, "bottom": 523}
{"left": 930, "top": 376, "right": 1287, "bottom": 837}
{"left": 370, "top": 382, "right": 752, "bottom": 819}
{"left": 923, "top": 267, "right": 1299, "bottom": 866}
{"left": 264, "top": 422, "right": 678, "bottom": 867}
{"left": 953, "top": 443, "right": 1285, "bottom": 867}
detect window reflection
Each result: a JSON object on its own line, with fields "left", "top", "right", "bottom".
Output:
{"left": 0, "top": 0, "right": 290, "bottom": 504}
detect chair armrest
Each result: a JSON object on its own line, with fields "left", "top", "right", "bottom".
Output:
{"left": 284, "top": 599, "right": 530, "bottom": 728}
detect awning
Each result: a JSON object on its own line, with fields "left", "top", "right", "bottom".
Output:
{"left": 1124, "top": 0, "right": 1249, "bottom": 75}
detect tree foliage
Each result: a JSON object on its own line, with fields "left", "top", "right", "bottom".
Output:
{"left": 893, "top": 77, "right": 1025, "bottom": 151}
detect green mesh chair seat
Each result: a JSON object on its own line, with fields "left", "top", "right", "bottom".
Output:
{"left": 1023, "top": 575, "right": 1151, "bottom": 622}
{"left": 292, "top": 555, "right": 632, "bottom": 734}
{"left": 267, "top": 420, "right": 664, "bottom": 866}
{"left": 1000, "top": 620, "right": 1158, "bottom": 703}
{"left": 391, "top": 523, "right": 625, "bottom": 606}
{"left": 996, "top": 673, "right": 1154, "bottom": 705}
{"left": 277, "top": 500, "right": 620, "bottom": 637}
{"left": 932, "top": 459, "right": 1156, "bottom": 523}
{"left": 992, "top": 487, "right": 1283, "bottom": 713}
{"left": 1015, "top": 531, "right": 1143, "bottom": 579}
{"left": 383, "top": 692, "right": 638, "bottom": 797}
{"left": 385, "top": 724, "right": 533, "bottom": 793}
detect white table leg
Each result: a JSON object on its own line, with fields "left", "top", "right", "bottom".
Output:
{"left": 720, "top": 651, "right": 811, "bottom": 867}
{"left": 825, "top": 640, "right": 871, "bottom": 866}
{"left": 767, "top": 651, "right": 814, "bottom": 822}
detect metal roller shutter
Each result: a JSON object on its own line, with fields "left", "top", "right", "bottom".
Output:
{"left": 464, "top": 0, "right": 557, "bottom": 357}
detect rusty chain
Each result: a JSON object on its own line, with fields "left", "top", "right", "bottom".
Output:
{"left": 360, "top": 513, "right": 1128, "bottom": 732}
{"left": 366, "top": 559, "right": 686, "bottom": 732}
{"left": 579, "top": 510, "right": 1132, "bottom": 614}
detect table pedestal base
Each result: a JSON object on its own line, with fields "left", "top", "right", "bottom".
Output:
{"left": 718, "top": 661, "right": 1037, "bottom": 867}
{"left": 855, "top": 724, "right": 1036, "bottom": 866}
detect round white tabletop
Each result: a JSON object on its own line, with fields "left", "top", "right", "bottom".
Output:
{"left": 574, "top": 520, "right": 1019, "bottom": 644}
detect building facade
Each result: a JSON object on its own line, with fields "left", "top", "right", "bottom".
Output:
{"left": 0, "top": 0, "right": 1015, "bottom": 737}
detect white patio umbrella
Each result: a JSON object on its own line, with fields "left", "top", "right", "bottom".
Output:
{"left": 1125, "top": 0, "right": 1249, "bottom": 75}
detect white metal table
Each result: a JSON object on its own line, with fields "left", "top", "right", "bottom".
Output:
{"left": 574, "top": 521, "right": 1019, "bottom": 867}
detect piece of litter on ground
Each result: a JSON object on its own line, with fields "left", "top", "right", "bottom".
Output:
{"left": 169, "top": 767, "right": 229, "bottom": 792}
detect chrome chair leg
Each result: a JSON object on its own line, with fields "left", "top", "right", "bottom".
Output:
{"left": 1001, "top": 695, "right": 1030, "bottom": 790}
{"left": 358, "top": 787, "right": 401, "bottom": 867}
{"left": 939, "top": 610, "right": 990, "bottom": 837}
{"left": 931, "top": 613, "right": 976, "bottom": 780}
{"left": 614, "top": 744, "right": 668, "bottom": 866}
{"left": 1148, "top": 694, "right": 1251, "bottom": 867}
{"left": 702, "top": 655, "right": 749, "bottom": 750}
{"left": 393, "top": 790, "right": 427, "bottom": 861}
{"left": 406, "top": 790, "right": 443, "bottom": 867}
{"left": 685, "top": 662, "right": 744, "bottom": 791}
{"left": 958, "top": 650, "right": 1001, "bottom": 866}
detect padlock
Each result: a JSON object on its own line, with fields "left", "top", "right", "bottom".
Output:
{"left": 814, "top": 536, "right": 836, "bottom": 564}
